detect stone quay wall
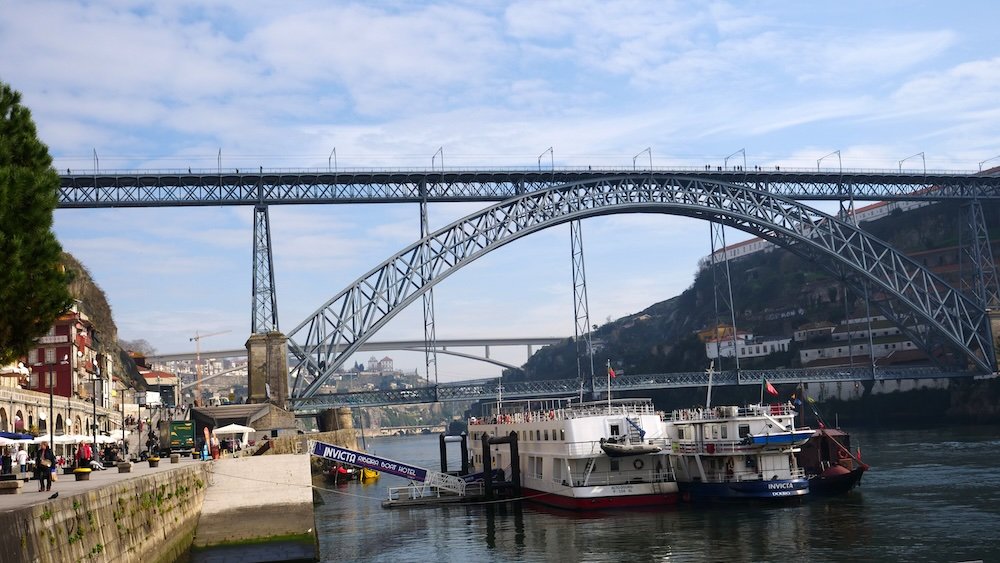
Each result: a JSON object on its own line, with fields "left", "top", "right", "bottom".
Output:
{"left": 0, "top": 464, "right": 210, "bottom": 563}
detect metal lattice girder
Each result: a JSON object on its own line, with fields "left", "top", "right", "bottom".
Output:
{"left": 960, "top": 199, "right": 1000, "bottom": 309}
{"left": 251, "top": 204, "right": 278, "bottom": 333}
{"left": 419, "top": 193, "right": 439, "bottom": 384}
{"left": 288, "top": 365, "right": 971, "bottom": 410}
{"left": 287, "top": 176, "right": 996, "bottom": 400}
{"left": 57, "top": 169, "right": 1000, "bottom": 208}
{"left": 570, "top": 220, "right": 595, "bottom": 394}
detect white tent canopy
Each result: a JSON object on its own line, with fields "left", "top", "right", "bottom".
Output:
{"left": 213, "top": 423, "right": 255, "bottom": 450}
{"left": 214, "top": 424, "right": 255, "bottom": 435}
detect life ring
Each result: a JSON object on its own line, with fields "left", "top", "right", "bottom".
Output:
{"left": 633, "top": 458, "right": 644, "bottom": 470}
{"left": 838, "top": 449, "right": 849, "bottom": 460}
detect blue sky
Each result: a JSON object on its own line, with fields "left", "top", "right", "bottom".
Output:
{"left": 2, "top": 1, "right": 999, "bottom": 381}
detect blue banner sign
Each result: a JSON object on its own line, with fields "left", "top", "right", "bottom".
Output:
{"left": 311, "top": 440, "right": 428, "bottom": 482}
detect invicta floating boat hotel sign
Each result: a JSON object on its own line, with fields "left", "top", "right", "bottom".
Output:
{"left": 310, "top": 440, "right": 428, "bottom": 481}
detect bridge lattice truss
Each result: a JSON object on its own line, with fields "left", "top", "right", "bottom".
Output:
{"left": 286, "top": 175, "right": 995, "bottom": 403}
{"left": 58, "top": 169, "right": 1000, "bottom": 207}
{"left": 291, "top": 366, "right": 967, "bottom": 410}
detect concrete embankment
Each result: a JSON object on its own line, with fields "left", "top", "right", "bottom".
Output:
{"left": 191, "top": 454, "right": 316, "bottom": 561}
{"left": 0, "top": 463, "right": 210, "bottom": 563}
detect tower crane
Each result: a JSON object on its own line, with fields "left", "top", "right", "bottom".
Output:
{"left": 190, "top": 330, "right": 231, "bottom": 406}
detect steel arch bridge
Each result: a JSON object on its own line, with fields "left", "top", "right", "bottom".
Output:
{"left": 286, "top": 175, "right": 996, "bottom": 402}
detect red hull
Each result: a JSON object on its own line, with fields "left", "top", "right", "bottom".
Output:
{"left": 520, "top": 487, "right": 679, "bottom": 510}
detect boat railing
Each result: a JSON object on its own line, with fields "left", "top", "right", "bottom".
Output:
{"left": 672, "top": 440, "right": 750, "bottom": 455}
{"left": 471, "top": 402, "right": 661, "bottom": 426}
{"left": 669, "top": 403, "right": 795, "bottom": 423}
{"left": 565, "top": 438, "right": 671, "bottom": 457}
{"left": 696, "top": 467, "right": 806, "bottom": 484}
{"left": 563, "top": 467, "right": 674, "bottom": 488}
{"left": 386, "top": 480, "right": 484, "bottom": 501}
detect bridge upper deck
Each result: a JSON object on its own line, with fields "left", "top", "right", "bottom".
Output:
{"left": 57, "top": 167, "right": 1000, "bottom": 208}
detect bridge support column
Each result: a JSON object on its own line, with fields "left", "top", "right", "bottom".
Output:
{"left": 317, "top": 407, "right": 353, "bottom": 433}
{"left": 247, "top": 331, "right": 289, "bottom": 408}
{"left": 989, "top": 310, "right": 1000, "bottom": 370}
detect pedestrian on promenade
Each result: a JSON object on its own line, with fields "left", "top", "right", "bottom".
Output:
{"left": 16, "top": 446, "right": 29, "bottom": 474}
{"left": 34, "top": 442, "right": 56, "bottom": 492}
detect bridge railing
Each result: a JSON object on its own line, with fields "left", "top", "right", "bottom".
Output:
{"left": 289, "top": 365, "right": 976, "bottom": 411}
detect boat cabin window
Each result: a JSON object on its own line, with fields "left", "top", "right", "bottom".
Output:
{"left": 610, "top": 459, "right": 620, "bottom": 472}
{"left": 560, "top": 429, "right": 565, "bottom": 441}
{"left": 720, "top": 425, "right": 728, "bottom": 439}
{"left": 711, "top": 425, "right": 719, "bottom": 439}
{"left": 738, "top": 424, "right": 750, "bottom": 438}
{"left": 610, "top": 423, "right": 621, "bottom": 437}
{"left": 536, "top": 430, "right": 541, "bottom": 441}
{"left": 544, "top": 429, "right": 549, "bottom": 441}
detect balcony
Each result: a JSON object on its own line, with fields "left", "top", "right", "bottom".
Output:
{"left": 37, "top": 335, "right": 69, "bottom": 344}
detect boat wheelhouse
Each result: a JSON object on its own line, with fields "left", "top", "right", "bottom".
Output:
{"left": 666, "top": 403, "right": 810, "bottom": 501}
{"left": 467, "top": 398, "right": 678, "bottom": 510}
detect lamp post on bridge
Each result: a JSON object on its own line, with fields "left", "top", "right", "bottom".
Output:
{"left": 980, "top": 155, "right": 1000, "bottom": 172}
{"left": 633, "top": 147, "right": 652, "bottom": 171}
{"left": 724, "top": 148, "right": 746, "bottom": 171}
{"left": 898, "top": 152, "right": 925, "bottom": 176}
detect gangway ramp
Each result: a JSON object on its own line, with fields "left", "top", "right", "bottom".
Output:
{"left": 309, "top": 440, "right": 475, "bottom": 506}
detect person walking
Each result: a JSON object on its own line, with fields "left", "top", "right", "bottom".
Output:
{"left": 16, "top": 446, "right": 29, "bottom": 474}
{"left": 35, "top": 442, "right": 56, "bottom": 492}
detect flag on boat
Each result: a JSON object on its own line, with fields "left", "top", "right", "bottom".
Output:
{"left": 764, "top": 379, "right": 778, "bottom": 396}
{"left": 607, "top": 361, "right": 616, "bottom": 379}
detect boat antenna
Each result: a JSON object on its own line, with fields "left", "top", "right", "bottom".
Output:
{"left": 705, "top": 360, "right": 715, "bottom": 409}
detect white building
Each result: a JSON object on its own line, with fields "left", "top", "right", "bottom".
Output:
{"left": 799, "top": 316, "right": 920, "bottom": 366}
{"left": 705, "top": 332, "right": 791, "bottom": 360}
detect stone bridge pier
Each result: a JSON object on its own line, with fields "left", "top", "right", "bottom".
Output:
{"left": 246, "top": 331, "right": 289, "bottom": 407}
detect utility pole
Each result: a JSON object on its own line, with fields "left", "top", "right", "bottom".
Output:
{"left": 189, "top": 330, "right": 231, "bottom": 406}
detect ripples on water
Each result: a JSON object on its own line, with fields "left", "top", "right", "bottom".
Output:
{"left": 314, "top": 427, "right": 1000, "bottom": 562}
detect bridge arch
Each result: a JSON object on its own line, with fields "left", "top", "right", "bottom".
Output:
{"left": 288, "top": 175, "right": 994, "bottom": 398}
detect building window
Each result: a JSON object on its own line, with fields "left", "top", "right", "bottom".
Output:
{"left": 44, "top": 348, "right": 55, "bottom": 364}
{"left": 28, "top": 350, "right": 37, "bottom": 365}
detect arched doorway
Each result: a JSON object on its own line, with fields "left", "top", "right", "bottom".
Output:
{"left": 0, "top": 407, "right": 7, "bottom": 432}
{"left": 56, "top": 414, "right": 64, "bottom": 434}
{"left": 13, "top": 410, "right": 24, "bottom": 432}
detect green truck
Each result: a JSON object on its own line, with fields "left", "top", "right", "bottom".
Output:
{"left": 167, "top": 420, "right": 195, "bottom": 454}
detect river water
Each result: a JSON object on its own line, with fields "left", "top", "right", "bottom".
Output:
{"left": 313, "top": 425, "right": 1000, "bottom": 562}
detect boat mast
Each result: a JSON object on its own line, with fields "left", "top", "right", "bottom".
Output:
{"left": 705, "top": 360, "right": 715, "bottom": 408}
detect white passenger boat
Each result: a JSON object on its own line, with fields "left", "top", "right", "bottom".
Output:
{"left": 467, "top": 398, "right": 678, "bottom": 510}
{"left": 665, "top": 403, "right": 810, "bottom": 501}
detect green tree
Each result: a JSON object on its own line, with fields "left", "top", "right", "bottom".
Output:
{"left": 0, "top": 82, "right": 73, "bottom": 365}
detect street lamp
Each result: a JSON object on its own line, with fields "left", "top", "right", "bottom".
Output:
{"left": 90, "top": 366, "right": 101, "bottom": 448}
{"left": 34, "top": 354, "right": 68, "bottom": 446}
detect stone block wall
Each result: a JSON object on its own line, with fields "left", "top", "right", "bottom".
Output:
{"left": 0, "top": 465, "right": 210, "bottom": 563}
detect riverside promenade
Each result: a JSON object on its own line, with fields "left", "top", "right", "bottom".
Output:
{"left": 0, "top": 456, "right": 204, "bottom": 514}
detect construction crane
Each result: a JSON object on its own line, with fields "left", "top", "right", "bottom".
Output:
{"left": 190, "top": 330, "right": 231, "bottom": 406}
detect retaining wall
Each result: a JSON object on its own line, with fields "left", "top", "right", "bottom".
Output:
{"left": 0, "top": 465, "right": 210, "bottom": 563}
